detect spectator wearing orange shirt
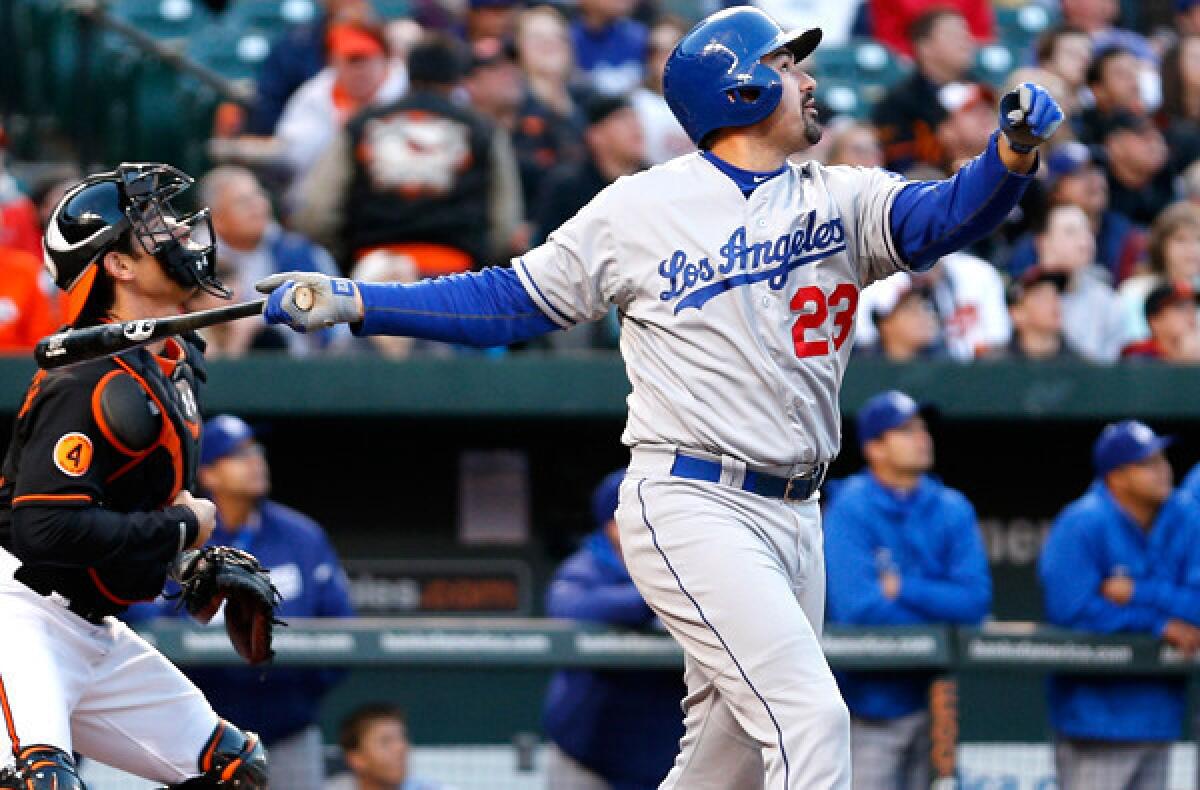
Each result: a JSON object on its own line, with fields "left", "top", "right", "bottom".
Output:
{"left": 0, "top": 246, "right": 59, "bottom": 354}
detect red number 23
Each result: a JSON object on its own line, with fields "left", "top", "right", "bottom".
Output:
{"left": 789, "top": 283, "right": 859, "bottom": 359}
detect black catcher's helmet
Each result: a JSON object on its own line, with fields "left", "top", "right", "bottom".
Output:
{"left": 43, "top": 162, "right": 229, "bottom": 325}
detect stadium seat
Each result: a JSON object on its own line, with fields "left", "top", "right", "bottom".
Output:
{"left": 187, "top": 23, "right": 273, "bottom": 80}
{"left": 227, "top": 0, "right": 317, "bottom": 31}
{"left": 817, "top": 81, "right": 864, "bottom": 119}
{"left": 109, "top": 0, "right": 210, "bottom": 39}
{"left": 994, "top": 3, "right": 1056, "bottom": 50}
{"left": 371, "top": 0, "right": 412, "bottom": 20}
{"left": 975, "top": 44, "right": 1017, "bottom": 86}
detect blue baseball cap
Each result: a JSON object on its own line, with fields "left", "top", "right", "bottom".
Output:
{"left": 857, "top": 390, "right": 921, "bottom": 447}
{"left": 1092, "top": 420, "right": 1174, "bottom": 476}
{"left": 201, "top": 414, "right": 255, "bottom": 466}
{"left": 591, "top": 470, "right": 625, "bottom": 528}
{"left": 1046, "top": 141, "right": 1096, "bottom": 182}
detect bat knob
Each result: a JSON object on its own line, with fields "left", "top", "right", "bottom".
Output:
{"left": 292, "top": 285, "right": 315, "bottom": 312}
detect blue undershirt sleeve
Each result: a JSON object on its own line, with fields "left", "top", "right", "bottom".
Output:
{"left": 352, "top": 266, "right": 561, "bottom": 347}
{"left": 889, "top": 132, "right": 1036, "bottom": 272}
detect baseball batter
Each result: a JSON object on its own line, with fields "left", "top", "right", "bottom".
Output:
{"left": 261, "top": 9, "right": 1062, "bottom": 787}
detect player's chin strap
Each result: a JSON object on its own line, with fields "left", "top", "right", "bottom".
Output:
{"left": 0, "top": 745, "right": 87, "bottom": 789}
{"left": 159, "top": 719, "right": 268, "bottom": 789}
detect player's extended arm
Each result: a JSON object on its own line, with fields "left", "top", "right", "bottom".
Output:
{"left": 257, "top": 268, "right": 559, "bottom": 345}
{"left": 889, "top": 83, "right": 1062, "bottom": 271}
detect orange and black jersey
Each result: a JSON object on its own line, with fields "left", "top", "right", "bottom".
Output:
{"left": 0, "top": 335, "right": 206, "bottom": 613}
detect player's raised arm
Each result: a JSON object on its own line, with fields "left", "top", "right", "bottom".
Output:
{"left": 887, "top": 83, "right": 1063, "bottom": 272}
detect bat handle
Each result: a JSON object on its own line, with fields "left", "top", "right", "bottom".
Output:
{"left": 291, "top": 284, "right": 315, "bottom": 312}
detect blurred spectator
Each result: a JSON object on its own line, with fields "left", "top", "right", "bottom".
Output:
{"left": 1004, "top": 269, "right": 1078, "bottom": 361}
{"left": 466, "top": 0, "right": 520, "bottom": 43}
{"left": 631, "top": 17, "right": 692, "bottom": 165}
{"left": 1076, "top": 47, "right": 1146, "bottom": 144}
{"left": 1005, "top": 142, "right": 1145, "bottom": 284}
{"left": 1158, "top": 34, "right": 1200, "bottom": 171}
{"left": 0, "top": 139, "right": 43, "bottom": 259}
{"left": 1039, "top": 421, "right": 1200, "bottom": 790}
{"left": 464, "top": 38, "right": 526, "bottom": 133}
{"left": 276, "top": 21, "right": 408, "bottom": 207}
{"left": 753, "top": 0, "right": 861, "bottom": 47}
{"left": 1061, "top": 0, "right": 1155, "bottom": 62}
{"left": 571, "top": 0, "right": 648, "bottom": 96}
{"left": 200, "top": 165, "right": 343, "bottom": 354}
{"left": 935, "top": 82, "right": 997, "bottom": 170}
{"left": 1181, "top": 0, "right": 1200, "bottom": 35}
{"left": 532, "top": 95, "right": 645, "bottom": 244}
{"left": 542, "top": 470, "right": 685, "bottom": 790}
{"left": 127, "top": 416, "right": 355, "bottom": 790}
{"left": 858, "top": 252, "right": 1009, "bottom": 361}
{"left": 512, "top": 7, "right": 587, "bottom": 208}
{"left": 872, "top": 8, "right": 975, "bottom": 172}
{"left": 184, "top": 259, "right": 292, "bottom": 356}
{"left": 1034, "top": 203, "right": 1127, "bottom": 362}
{"left": 825, "top": 390, "right": 991, "bottom": 790}
{"left": 1120, "top": 282, "right": 1200, "bottom": 362}
{"left": 327, "top": 704, "right": 444, "bottom": 790}
{"left": 0, "top": 245, "right": 59, "bottom": 353}
{"left": 826, "top": 121, "right": 884, "bottom": 168}
{"left": 246, "top": 0, "right": 373, "bottom": 135}
{"left": 858, "top": 276, "right": 943, "bottom": 362}
{"left": 1118, "top": 202, "right": 1200, "bottom": 340}
{"left": 1035, "top": 25, "right": 1094, "bottom": 105}
{"left": 1101, "top": 112, "right": 1176, "bottom": 226}
{"left": 295, "top": 33, "right": 523, "bottom": 275}
{"left": 868, "top": 0, "right": 994, "bottom": 59}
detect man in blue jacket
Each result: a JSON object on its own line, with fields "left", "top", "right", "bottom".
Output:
{"left": 1039, "top": 421, "right": 1200, "bottom": 790}
{"left": 542, "top": 470, "right": 685, "bottom": 790}
{"left": 824, "top": 390, "right": 991, "bottom": 790}
{"left": 127, "top": 415, "right": 356, "bottom": 790}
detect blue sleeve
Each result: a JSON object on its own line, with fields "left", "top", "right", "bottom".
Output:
{"left": 896, "top": 501, "right": 992, "bottom": 624}
{"left": 889, "top": 133, "right": 1036, "bottom": 271}
{"left": 353, "top": 266, "right": 560, "bottom": 347}
{"left": 545, "top": 558, "right": 654, "bottom": 627}
{"left": 824, "top": 502, "right": 923, "bottom": 625}
{"left": 1131, "top": 501, "right": 1200, "bottom": 625}
{"left": 1039, "top": 513, "right": 1167, "bottom": 635}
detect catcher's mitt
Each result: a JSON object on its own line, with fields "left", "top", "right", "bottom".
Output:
{"left": 171, "top": 546, "right": 283, "bottom": 666}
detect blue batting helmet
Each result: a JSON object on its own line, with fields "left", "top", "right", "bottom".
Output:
{"left": 663, "top": 7, "right": 822, "bottom": 147}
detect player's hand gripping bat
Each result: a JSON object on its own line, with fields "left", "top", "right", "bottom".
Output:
{"left": 33, "top": 286, "right": 315, "bottom": 370}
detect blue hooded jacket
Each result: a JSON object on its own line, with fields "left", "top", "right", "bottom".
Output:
{"left": 542, "top": 530, "right": 684, "bottom": 788}
{"left": 1039, "top": 482, "right": 1200, "bottom": 741}
{"left": 825, "top": 472, "right": 991, "bottom": 719}
{"left": 126, "top": 500, "right": 355, "bottom": 744}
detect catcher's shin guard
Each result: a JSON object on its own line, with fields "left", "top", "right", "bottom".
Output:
{"left": 0, "top": 745, "right": 87, "bottom": 789}
{"left": 163, "top": 720, "right": 267, "bottom": 789}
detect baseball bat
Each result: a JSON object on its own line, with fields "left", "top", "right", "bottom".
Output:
{"left": 34, "top": 285, "right": 315, "bottom": 370}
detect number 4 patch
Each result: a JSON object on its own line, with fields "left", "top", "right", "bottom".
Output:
{"left": 53, "top": 432, "right": 94, "bottom": 477}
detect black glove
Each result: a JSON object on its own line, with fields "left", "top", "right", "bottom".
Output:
{"left": 172, "top": 546, "right": 284, "bottom": 665}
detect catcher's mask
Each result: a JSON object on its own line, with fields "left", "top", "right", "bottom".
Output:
{"left": 44, "top": 162, "right": 230, "bottom": 325}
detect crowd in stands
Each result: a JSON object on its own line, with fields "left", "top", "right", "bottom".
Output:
{"left": 8, "top": 0, "right": 1200, "bottom": 364}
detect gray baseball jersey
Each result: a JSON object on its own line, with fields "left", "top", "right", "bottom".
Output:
{"left": 514, "top": 153, "right": 908, "bottom": 470}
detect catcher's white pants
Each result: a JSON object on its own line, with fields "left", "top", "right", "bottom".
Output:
{"left": 618, "top": 448, "right": 851, "bottom": 790}
{"left": 0, "top": 548, "right": 219, "bottom": 784}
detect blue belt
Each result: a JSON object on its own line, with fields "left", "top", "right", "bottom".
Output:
{"left": 669, "top": 452, "right": 827, "bottom": 502}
